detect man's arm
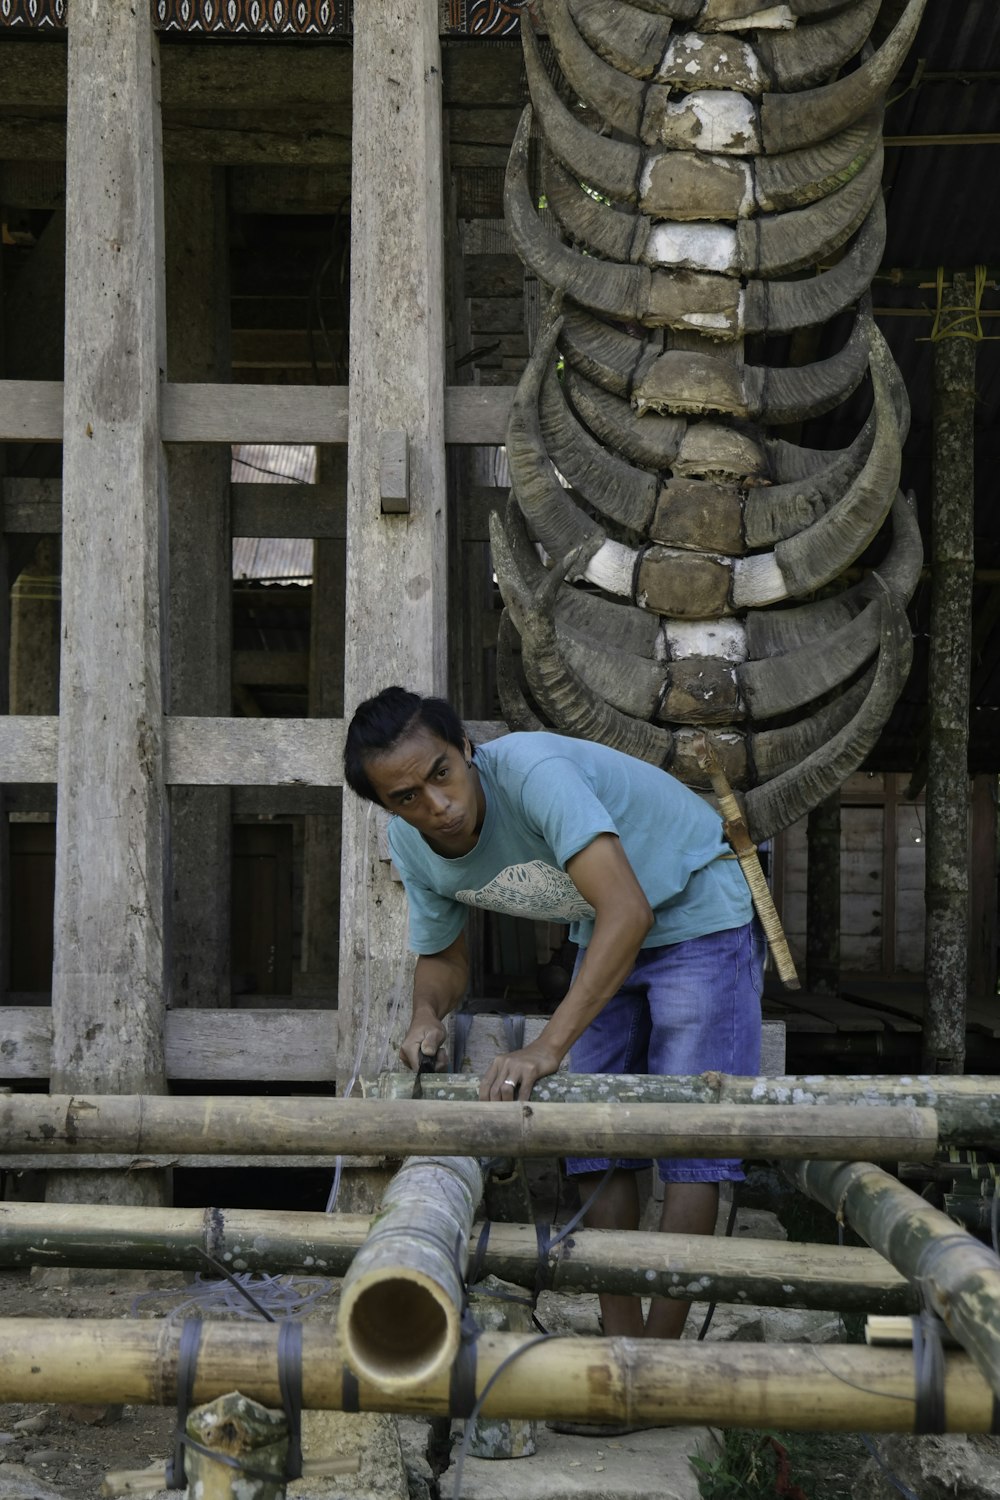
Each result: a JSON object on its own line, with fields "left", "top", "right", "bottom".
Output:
{"left": 480, "top": 833, "right": 653, "bottom": 1100}
{"left": 399, "top": 929, "right": 469, "bottom": 1072}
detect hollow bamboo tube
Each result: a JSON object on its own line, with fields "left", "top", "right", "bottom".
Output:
{"left": 790, "top": 1158, "right": 1000, "bottom": 1401}
{"left": 337, "top": 1156, "right": 482, "bottom": 1393}
{"left": 379, "top": 1071, "right": 1000, "bottom": 1150}
{"left": 0, "top": 1319, "right": 993, "bottom": 1432}
{"left": 0, "top": 1094, "right": 940, "bottom": 1160}
{"left": 0, "top": 1201, "right": 915, "bottom": 1315}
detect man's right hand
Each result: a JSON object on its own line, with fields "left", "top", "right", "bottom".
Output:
{"left": 399, "top": 1020, "right": 449, "bottom": 1073}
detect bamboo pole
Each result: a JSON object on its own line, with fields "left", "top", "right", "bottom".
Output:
{"left": 0, "top": 1201, "right": 916, "bottom": 1314}
{"left": 0, "top": 1319, "right": 993, "bottom": 1432}
{"left": 379, "top": 1071, "right": 1000, "bottom": 1150}
{"left": 0, "top": 1094, "right": 940, "bottom": 1161}
{"left": 337, "top": 1156, "right": 482, "bottom": 1393}
{"left": 789, "top": 1159, "right": 1000, "bottom": 1399}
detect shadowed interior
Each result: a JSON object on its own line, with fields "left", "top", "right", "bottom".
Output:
{"left": 344, "top": 1277, "right": 453, "bottom": 1384}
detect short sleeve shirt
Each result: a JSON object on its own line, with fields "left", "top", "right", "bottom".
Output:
{"left": 387, "top": 732, "right": 752, "bottom": 954}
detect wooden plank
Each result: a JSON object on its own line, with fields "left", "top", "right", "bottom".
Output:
{"left": 0, "top": 1007, "right": 338, "bottom": 1082}
{"left": 161, "top": 382, "right": 349, "bottom": 443}
{"left": 2, "top": 477, "right": 61, "bottom": 533}
{"left": 232, "top": 482, "right": 345, "bottom": 538}
{"left": 233, "top": 786, "right": 340, "bottom": 818}
{"left": 0, "top": 382, "right": 511, "bottom": 446}
{"left": 4, "top": 478, "right": 346, "bottom": 539}
{"left": 338, "top": 0, "right": 450, "bottom": 1090}
{"left": 51, "top": 2, "right": 169, "bottom": 1137}
{"left": 0, "top": 717, "right": 58, "bottom": 781}
{"left": 0, "top": 716, "right": 509, "bottom": 789}
{"left": 0, "top": 380, "right": 62, "bottom": 441}
{"left": 165, "top": 717, "right": 346, "bottom": 785}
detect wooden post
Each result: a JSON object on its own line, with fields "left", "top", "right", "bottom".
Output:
{"left": 48, "top": 0, "right": 169, "bottom": 1207}
{"left": 301, "top": 450, "right": 346, "bottom": 999}
{"left": 806, "top": 792, "right": 841, "bottom": 995}
{"left": 924, "top": 276, "right": 977, "bottom": 1072}
{"left": 185, "top": 1392, "right": 289, "bottom": 1500}
{"left": 338, "top": 0, "right": 448, "bottom": 1086}
{"left": 166, "top": 165, "right": 232, "bottom": 1010}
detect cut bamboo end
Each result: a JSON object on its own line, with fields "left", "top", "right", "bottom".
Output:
{"left": 338, "top": 1266, "right": 460, "bottom": 1392}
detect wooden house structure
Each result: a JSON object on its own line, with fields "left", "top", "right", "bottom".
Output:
{"left": 0, "top": 1, "right": 998, "bottom": 1207}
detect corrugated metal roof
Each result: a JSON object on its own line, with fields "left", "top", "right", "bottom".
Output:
{"left": 231, "top": 444, "right": 316, "bottom": 580}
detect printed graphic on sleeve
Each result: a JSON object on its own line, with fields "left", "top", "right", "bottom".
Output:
{"left": 457, "top": 861, "right": 595, "bottom": 922}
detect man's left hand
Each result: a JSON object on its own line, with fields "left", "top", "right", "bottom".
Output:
{"left": 479, "top": 1038, "right": 563, "bottom": 1101}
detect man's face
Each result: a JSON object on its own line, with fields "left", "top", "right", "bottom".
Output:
{"left": 365, "top": 725, "right": 485, "bottom": 857}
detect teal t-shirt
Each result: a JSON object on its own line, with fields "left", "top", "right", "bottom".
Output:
{"left": 387, "top": 732, "right": 752, "bottom": 955}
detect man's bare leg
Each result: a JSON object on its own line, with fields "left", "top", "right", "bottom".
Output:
{"left": 644, "top": 1181, "right": 719, "bottom": 1340}
{"left": 577, "top": 1168, "right": 645, "bottom": 1339}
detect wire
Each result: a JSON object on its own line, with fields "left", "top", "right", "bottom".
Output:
{"left": 451, "top": 1333, "right": 556, "bottom": 1500}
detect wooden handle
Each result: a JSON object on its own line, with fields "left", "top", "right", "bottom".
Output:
{"left": 692, "top": 734, "right": 800, "bottom": 990}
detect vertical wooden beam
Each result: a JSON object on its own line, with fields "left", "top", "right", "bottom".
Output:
{"left": 49, "top": 0, "right": 168, "bottom": 1205}
{"left": 302, "top": 448, "right": 346, "bottom": 997}
{"left": 0, "top": 249, "right": 10, "bottom": 1004}
{"left": 338, "top": 0, "right": 448, "bottom": 1085}
{"left": 806, "top": 793, "right": 841, "bottom": 996}
{"left": 923, "top": 276, "right": 977, "bottom": 1073}
{"left": 165, "top": 165, "right": 232, "bottom": 1010}
{"left": 969, "top": 774, "right": 997, "bottom": 1000}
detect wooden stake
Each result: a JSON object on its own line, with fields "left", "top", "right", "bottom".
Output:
{"left": 0, "top": 1094, "right": 940, "bottom": 1161}
{"left": 185, "top": 1392, "right": 288, "bottom": 1500}
{"left": 0, "top": 1319, "right": 994, "bottom": 1432}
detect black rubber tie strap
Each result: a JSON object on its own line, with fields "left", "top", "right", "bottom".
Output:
{"left": 533, "top": 1219, "right": 553, "bottom": 1304}
{"left": 468, "top": 1218, "right": 492, "bottom": 1289}
{"left": 166, "top": 1315, "right": 203, "bottom": 1490}
{"left": 277, "top": 1319, "right": 304, "bottom": 1480}
{"left": 911, "top": 1310, "right": 946, "bottom": 1435}
{"left": 449, "top": 1307, "right": 480, "bottom": 1419}
{"left": 342, "top": 1365, "right": 361, "bottom": 1414}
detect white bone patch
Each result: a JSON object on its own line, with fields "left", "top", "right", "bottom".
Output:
{"left": 648, "top": 222, "right": 738, "bottom": 275}
{"left": 731, "top": 552, "right": 788, "bottom": 607}
{"left": 660, "top": 92, "right": 761, "bottom": 155}
{"left": 581, "top": 539, "right": 636, "bottom": 600}
{"left": 665, "top": 618, "right": 748, "bottom": 663}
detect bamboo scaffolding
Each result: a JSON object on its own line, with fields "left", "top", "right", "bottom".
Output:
{"left": 0, "top": 1201, "right": 916, "bottom": 1315}
{"left": 0, "top": 1319, "right": 993, "bottom": 1431}
{"left": 377, "top": 1071, "right": 1000, "bottom": 1149}
{"left": 0, "top": 1093, "right": 940, "bottom": 1160}
{"left": 337, "top": 1156, "right": 482, "bottom": 1393}
{"left": 790, "top": 1159, "right": 1000, "bottom": 1400}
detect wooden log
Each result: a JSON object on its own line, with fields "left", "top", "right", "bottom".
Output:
{"left": 0, "top": 1094, "right": 940, "bottom": 1161}
{"left": 789, "top": 1158, "right": 1000, "bottom": 1399}
{"left": 50, "top": 0, "right": 169, "bottom": 1209}
{"left": 924, "top": 275, "right": 977, "bottom": 1072}
{"left": 338, "top": 1157, "right": 483, "bottom": 1393}
{"left": 379, "top": 1071, "right": 1000, "bottom": 1149}
{"left": 0, "top": 1319, "right": 993, "bottom": 1431}
{"left": 337, "top": 0, "right": 448, "bottom": 1093}
{"left": 165, "top": 161, "right": 232, "bottom": 1011}
{"left": 0, "top": 1201, "right": 916, "bottom": 1315}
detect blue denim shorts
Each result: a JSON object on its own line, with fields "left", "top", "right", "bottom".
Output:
{"left": 566, "top": 919, "right": 764, "bottom": 1184}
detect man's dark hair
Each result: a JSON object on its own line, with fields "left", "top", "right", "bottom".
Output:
{"left": 343, "top": 685, "right": 471, "bottom": 804}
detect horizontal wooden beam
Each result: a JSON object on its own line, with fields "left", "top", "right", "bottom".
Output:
{"left": 0, "top": 1007, "right": 338, "bottom": 1082}
{"left": 0, "top": 381, "right": 512, "bottom": 446}
{"left": 232, "top": 650, "right": 309, "bottom": 686}
{"left": 4, "top": 479, "right": 498, "bottom": 539}
{"left": 0, "top": 717, "right": 508, "bottom": 786}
